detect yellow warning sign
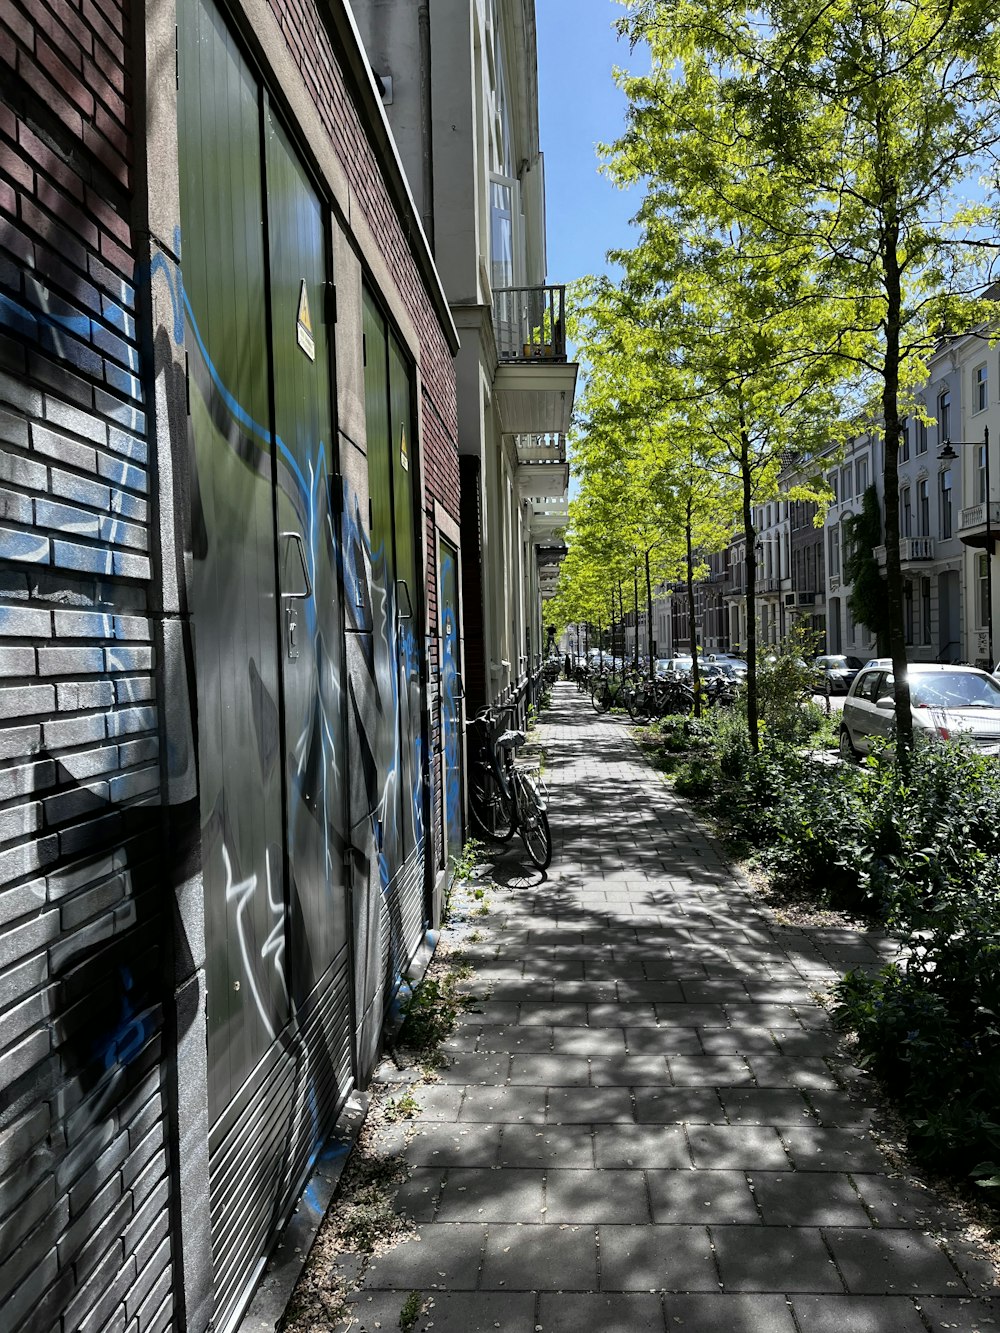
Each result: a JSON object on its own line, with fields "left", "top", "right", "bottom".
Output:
{"left": 400, "top": 423, "right": 409, "bottom": 471}
{"left": 296, "top": 280, "right": 315, "bottom": 361}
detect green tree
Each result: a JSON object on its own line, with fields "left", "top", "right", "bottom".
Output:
{"left": 617, "top": 0, "right": 1000, "bottom": 749}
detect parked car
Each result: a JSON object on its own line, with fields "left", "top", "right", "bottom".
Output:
{"left": 813, "top": 654, "right": 863, "bottom": 696}
{"left": 839, "top": 662, "right": 1000, "bottom": 759}
{"left": 655, "top": 657, "right": 693, "bottom": 677}
{"left": 706, "top": 653, "right": 749, "bottom": 678}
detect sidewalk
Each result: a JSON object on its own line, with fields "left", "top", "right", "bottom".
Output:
{"left": 344, "top": 682, "right": 997, "bottom": 1332}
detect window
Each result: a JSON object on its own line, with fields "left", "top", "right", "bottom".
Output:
{"left": 901, "top": 487, "right": 912, "bottom": 538}
{"left": 979, "top": 553, "right": 990, "bottom": 627}
{"left": 976, "top": 364, "right": 988, "bottom": 413}
{"left": 900, "top": 420, "right": 910, "bottom": 462}
{"left": 904, "top": 580, "right": 914, "bottom": 644}
{"left": 841, "top": 466, "right": 853, "bottom": 502}
{"left": 939, "top": 468, "right": 952, "bottom": 540}
{"left": 922, "top": 577, "right": 932, "bottom": 644}
{"left": 855, "top": 458, "right": 868, "bottom": 495}
{"left": 977, "top": 443, "right": 988, "bottom": 504}
{"left": 918, "top": 478, "right": 929, "bottom": 536}
{"left": 841, "top": 519, "right": 853, "bottom": 572}
{"left": 856, "top": 670, "right": 882, "bottom": 702}
{"left": 917, "top": 419, "right": 928, "bottom": 454}
{"left": 828, "top": 472, "right": 839, "bottom": 503}
{"left": 938, "top": 389, "right": 951, "bottom": 444}
{"left": 845, "top": 602, "right": 855, "bottom": 642}
{"left": 829, "top": 524, "right": 840, "bottom": 578}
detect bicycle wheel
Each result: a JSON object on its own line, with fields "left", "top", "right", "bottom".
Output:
{"left": 516, "top": 773, "right": 552, "bottom": 870}
{"left": 591, "top": 682, "right": 610, "bottom": 713}
{"left": 470, "top": 766, "right": 515, "bottom": 841}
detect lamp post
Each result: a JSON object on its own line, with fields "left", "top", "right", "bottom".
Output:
{"left": 939, "top": 427, "right": 992, "bottom": 669}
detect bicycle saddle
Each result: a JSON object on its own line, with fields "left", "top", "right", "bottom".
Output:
{"left": 496, "top": 728, "right": 525, "bottom": 750}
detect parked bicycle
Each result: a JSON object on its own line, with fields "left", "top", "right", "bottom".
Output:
{"left": 468, "top": 705, "right": 553, "bottom": 870}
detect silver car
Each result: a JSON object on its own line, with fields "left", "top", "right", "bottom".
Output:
{"left": 839, "top": 663, "right": 1000, "bottom": 760}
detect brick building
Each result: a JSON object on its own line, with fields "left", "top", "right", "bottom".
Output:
{"left": 0, "top": 0, "right": 461, "bottom": 1329}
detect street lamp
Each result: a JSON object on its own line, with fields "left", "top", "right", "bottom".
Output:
{"left": 939, "top": 426, "right": 992, "bottom": 669}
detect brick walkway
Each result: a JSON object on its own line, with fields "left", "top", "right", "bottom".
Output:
{"left": 346, "top": 683, "right": 996, "bottom": 1332}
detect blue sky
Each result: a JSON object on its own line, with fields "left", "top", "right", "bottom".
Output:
{"left": 536, "top": 0, "right": 645, "bottom": 286}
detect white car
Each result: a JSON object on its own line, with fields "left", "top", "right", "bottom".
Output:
{"left": 839, "top": 662, "right": 1000, "bottom": 759}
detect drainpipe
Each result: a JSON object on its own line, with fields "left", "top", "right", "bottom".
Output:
{"left": 417, "top": 1, "right": 435, "bottom": 250}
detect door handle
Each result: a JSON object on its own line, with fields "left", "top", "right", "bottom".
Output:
{"left": 396, "top": 578, "right": 413, "bottom": 621}
{"left": 281, "top": 531, "right": 313, "bottom": 600}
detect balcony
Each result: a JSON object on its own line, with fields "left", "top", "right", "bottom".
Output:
{"left": 958, "top": 500, "right": 1000, "bottom": 550}
{"left": 528, "top": 498, "right": 569, "bottom": 545}
{"left": 515, "top": 433, "right": 569, "bottom": 501}
{"left": 493, "top": 286, "right": 578, "bottom": 435}
{"left": 873, "top": 537, "right": 936, "bottom": 565}
{"left": 536, "top": 543, "right": 567, "bottom": 600}
{"left": 760, "top": 576, "right": 782, "bottom": 594}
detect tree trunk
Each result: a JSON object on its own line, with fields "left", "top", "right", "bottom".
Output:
{"left": 633, "top": 568, "right": 640, "bottom": 672}
{"left": 645, "top": 547, "right": 655, "bottom": 673}
{"left": 686, "top": 494, "right": 701, "bottom": 717}
{"left": 880, "top": 195, "right": 914, "bottom": 752}
{"left": 741, "top": 430, "right": 760, "bottom": 752}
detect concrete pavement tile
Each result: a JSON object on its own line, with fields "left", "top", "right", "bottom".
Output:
{"left": 348, "top": 1290, "right": 537, "bottom": 1331}
{"left": 394, "top": 1167, "right": 447, "bottom": 1220}
{"left": 549, "top": 1026, "right": 628, "bottom": 1056}
{"left": 544, "top": 1168, "right": 651, "bottom": 1223}
{"left": 547, "top": 1086, "right": 635, "bottom": 1123}
{"left": 780, "top": 1128, "right": 887, "bottom": 1172}
{"left": 548, "top": 980, "right": 618, "bottom": 1001}
{"left": 647, "top": 1169, "right": 759, "bottom": 1223}
{"left": 632, "top": 1088, "right": 724, "bottom": 1124}
{"left": 465, "top": 1000, "right": 520, "bottom": 1026}
{"left": 433, "top": 1052, "right": 512, "bottom": 1084}
{"left": 661, "top": 1294, "right": 798, "bottom": 1331}
{"left": 458, "top": 1086, "right": 547, "bottom": 1123}
{"left": 667, "top": 1054, "right": 754, "bottom": 1086}
{"left": 651, "top": 1002, "right": 731, "bottom": 1026}
{"left": 850, "top": 1174, "right": 962, "bottom": 1228}
{"left": 508, "top": 1054, "right": 591, "bottom": 1086}
{"left": 824, "top": 1228, "right": 962, "bottom": 1294}
{"left": 593, "top": 1124, "right": 690, "bottom": 1169}
{"left": 518, "top": 1002, "right": 590, "bottom": 1026}
{"left": 598, "top": 1223, "right": 718, "bottom": 1291}
{"left": 789, "top": 1294, "right": 928, "bottom": 1332}
{"left": 499, "top": 1125, "right": 594, "bottom": 1168}
{"left": 536, "top": 1292, "right": 666, "bottom": 1332}
{"left": 916, "top": 1296, "right": 1000, "bottom": 1331}
{"left": 696, "top": 1028, "right": 779, "bottom": 1054}
{"left": 747, "top": 1055, "right": 841, "bottom": 1090}
{"left": 475, "top": 1024, "right": 554, "bottom": 1053}
{"left": 748, "top": 1172, "right": 870, "bottom": 1226}
{"left": 719, "top": 1087, "right": 817, "bottom": 1126}
{"left": 687, "top": 1126, "right": 790, "bottom": 1169}
{"left": 403, "top": 1123, "right": 502, "bottom": 1167}
{"left": 409, "top": 1085, "right": 465, "bottom": 1121}
{"left": 938, "top": 1240, "right": 997, "bottom": 1292}
{"left": 806, "top": 1093, "right": 878, "bottom": 1129}
{"left": 481, "top": 1222, "right": 598, "bottom": 1290}
{"left": 616, "top": 980, "right": 686, "bottom": 1002}
{"left": 680, "top": 979, "right": 752, "bottom": 1002}
{"left": 585, "top": 959, "right": 649, "bottom": 980}
{"left": 797, "top": 1005, "right": 836, "bottom": 1030}
{"left": 588, "top": 1055, "right": 671, "bottom": 1086}
{"left": 483, "top": 981, "right": 555, "bottom": 1002}
{"left": 435, "top": 1168, "right": 546, "bottom": 1222}
{"left": 711, "top": 1224, "right": 844, "bottom": 1291}
{"left": 723, "top": 1003, "right": 804, "bottom": 1027}
{"left": 589, "top": 1001, "right": 660, "bottom": 1026}
{"left": 360, "top": 1224, "right": 487, "bottom": 1289}
{"left": 623, "top": 1027, "right": 703, "bottom": 1055}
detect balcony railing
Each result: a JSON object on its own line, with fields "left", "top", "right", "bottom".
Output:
{"left": 494, "top": 286, "right": 567, "bottom": 363}
{"left": 958, "top": 501, "right": 1000, "bottom": 548}
{"left": 874, "top": 537, "right": 936, "bottom": 565}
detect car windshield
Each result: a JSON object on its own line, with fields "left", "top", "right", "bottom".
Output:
{"left": 910, "top": 672, "right": 1000, "bottom": 709}
{"left": 817, "top": 656, "right": 861, "bottom": 669}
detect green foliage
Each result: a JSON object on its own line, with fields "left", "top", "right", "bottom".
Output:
{"left": 844, "top": 486, "right": 889, "bottom": 653}
{"left": 755, "top": 626, "right": 824, "bottom": 744}
{"left": 398, "top": 971, "right": 476, "bottom": 1054}
{"left": 400, "top": 1292, "right": 424, "bottom": 1331}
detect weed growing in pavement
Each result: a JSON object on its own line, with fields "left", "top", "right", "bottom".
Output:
{"left": 398, "top": 969, "right": 477, "bottom": 1055}
{"left": 399, "top": 1291, "right": 424, "bottom": 1330}
{"left": 383, "top": 1090, "right": 421, "bottom": 1123}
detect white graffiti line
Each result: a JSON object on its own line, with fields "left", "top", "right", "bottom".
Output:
{"left": 223, "top": 843, "right": 275, "bottom": 1040}
{"left": 261, "top": 845, "right": 288, "bottom": 1006}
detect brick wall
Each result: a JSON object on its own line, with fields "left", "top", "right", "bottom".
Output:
{"left": 0, "top": 1, "right": 173, "bottom": 1330}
